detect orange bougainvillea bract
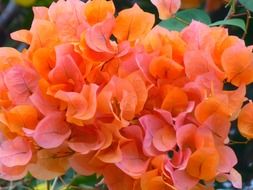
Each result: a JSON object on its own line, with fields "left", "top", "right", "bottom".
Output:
{"left": 0, "top": 0, "right": 253, "bottom": 189}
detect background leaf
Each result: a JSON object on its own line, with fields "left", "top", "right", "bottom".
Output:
{"left": 15, "top": 0, "right": 35, "bottom": 7}
{"left": 239, "top": 0, "right": 253, "bottom": 12}
{"left": 159, "top": 9, "right": 211, "bottom": 31}
{"left": 70, "top": 175, "right": 98, "bottom": 187}
{"left": 209, "top": 18, "right": 246, "bottom": 32}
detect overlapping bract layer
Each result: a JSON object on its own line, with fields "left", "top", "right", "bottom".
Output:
{"left": 0, "top": 0, "right": 252, "bottom": 189}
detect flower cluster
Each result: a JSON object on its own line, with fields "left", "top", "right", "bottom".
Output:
{"left": 0, "top": 0, "right": 253, "bottom": 189}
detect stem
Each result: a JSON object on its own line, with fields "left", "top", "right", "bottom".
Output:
{"left": 50, "top": 177, "right": 58, "bottom": 190}
{"left": 8, "top": 181, "right": 13, "bottom": 190}
{"left": 59, "top": 176, "right": 66, "bottom": 186}
{"left": 229, "top": 139, "right": 250, "bottom": 145}
{"left": 231, "top": 13, "right": 247, "bottom": 17}
{"left": 225, "top": 0, "right": 236, "bottom": 20}
{"left": 242, "top": 10, "right": 251, "bottom": 39}
{"left": 47, "top": 181, "right": 50, "bottom": 190}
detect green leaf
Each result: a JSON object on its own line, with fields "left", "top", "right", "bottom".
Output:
{"left": 239, "top": 0, "right": 253, "bottom": 12}
{"left": 159, "top": 9, "right": 211, "bottom": 31}
{"left": 209, "top": 18, "right": 246, "bottom": 32}
{"left": 69, "top": 175, "right": 102, "bottom": 188}
{"left": 15, "top": 0, "right": 35, "bottom": 7}
{"left": 34, "top": 182, "right": 48, "bottom": 190}
{"left": 35, "top": 0, "right": 54, "bottom": 6}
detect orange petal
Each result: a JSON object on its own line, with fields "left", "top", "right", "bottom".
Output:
{"left": 141, "top": 169, "right": 158, "bottom": 190}
{"left": 217, "top": 146, "right": 237, "bottom": 173}
{"left": 10, "top": 30, "right": 32, "bottom": 45}
{"left": 126, "top": 72, "right": 148, "bottom": 114}
{"left": 113, "top": 4, "right": 155, "bottom": 42}
{"left": 33, "top": 112, "right": 71, "bottom": 148}
{"left": 173, "top": 170, "right": 198, "bottom": 190}
{"left": 55, "top": 84, "right": 98, "bottom": 125}
{"left": 153, "top": 126, "right": 176, "bottom": 152}
{"left": 85, "top": 16, "right": 116, "bottom": 53}
{"left": 70, "top": 153, "right": 105, "bottom": 176}
{"left": 194, "top": 97, "right": 228, "bottom": 123}
{"left": 238, "top": 102, "right": 253, "bottom": 139}
{"left": 30, "top": 81, "right": 60, "bottom": 116}
{"left": 184, "top": 50, "right": 224, "bottom": 80}
{"left": 84, "top": 0, "right": 115, "bottom": 25}
{"left": 48, "top": 0, "right": 86, "bottom": 42}
{"left": 32, "top": 48, "right": 55, "bottom": 79}
{"left": 28, "top": 146, "right": 70, "bottom": 180}
{"left": 96, "top": 142, "right": 122, "bottom": 163}
{"left": 4, "top": 65, "right": 38, "bottom": 105}
{"left": 48, "top": 44, "right": 84, "bottom": 92}
{"left": 0, "top": 47, "right": 23, "bottom": 71}
{"left": 161, "top": 85, "right": 188, "bottom": 116}
{"left": 97, "top": 76, "right": 137, "bottom": 121}
{"left": 176, "top": 124, "right": 198, "bottom": 151}
{"left": 0, "top": 164, "right": 27, "bottom": 181}
{"left": 224, "top": 169, "right": 242, "bottom": 189}
{"left": 141, "top": 169, "right": 175, "bottom": 190}
{"left": 68, "top": 125, "right": 106, "bottom": 154}
{"left": 33, "top": 7, "right": 49, "bottom": 19}
{"left": 0, "top": 137, "right": 32, "bottom": 167}
{"left": 151, "top": 0, "right": 181, "bottom": 20}
{"left": 29, "top": 19, "right": 59, "bottom": 54}
{"left": 116, "top": 141, "right": 150, "bottom": 178}
{"left": 186, "top": 147, "right": 219, "bottom": 181}
{"left": 139, "top": 114, "right": 165, "bottom": 156}
{"left": 103, "top": 165, "right": 138, "bottom": 190}
{"left": 202, "top": 114, "right": 230, "bottom": 142}
{"left": 224, "top": 85, "right": 246, "bottom": 120}
{"left": 149, "top": 56, "right": 184, "bottom": 81}
{"left": 222, "top": 44, "right": 253, "bottom": 86}
{"left": 0, "top": 72, "right": 11, "bottom": 108}
{"left": 181, "top": 21, "right": 209, "bottom": 50}
{"left": 5, "top": 105, "right": 38, "bottom": 135}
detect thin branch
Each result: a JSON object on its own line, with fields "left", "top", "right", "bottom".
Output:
{"left": 231, "top": 12, "right": 247, "bottom": 17}
{"left": 50, "top": 177, "right": 58, "bottom": 190}
{"left": 229, "top": 139, "right": 250, "bottom": 145}
{"left": 47, "top": 181, "right": 51, "bottom": 190}
{"left": 225, "top": 0, "right": 237, "bottom": 20}
{"left": 8, "top": 181, "right": 13, "bottom": 190}
{"left": 59, "top": 176, "right": 67, "bottom": 186}
{"left": 242, "top": 10, "right": 251, "bottom": 39}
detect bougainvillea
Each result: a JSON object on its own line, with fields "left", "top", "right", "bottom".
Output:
{"left": 0, "top": 0, "right": 253, "bottom": 189}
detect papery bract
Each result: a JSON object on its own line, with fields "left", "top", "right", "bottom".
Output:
{"left": 238, "top": 102, "right": 253, "bottom": 139}
{"left": 84, "top": 0, "right": 115, "bottom": 25}
{"left": 151, "top": 0, "right": 181, "bottom": 20}
{"left": 0, "top": 137, "right": 32, "bottom": 167}
{"left": 28, "top": 146, "right": 70, "bottom": 180}
{"left": 32, "top": 112, "right": 71, "bottom": 148}
{"left": 4, "top": 65, "right": 38, "bottom": 105}
{"left": 113, "top": 4, "right": 155, "bottom": 42}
